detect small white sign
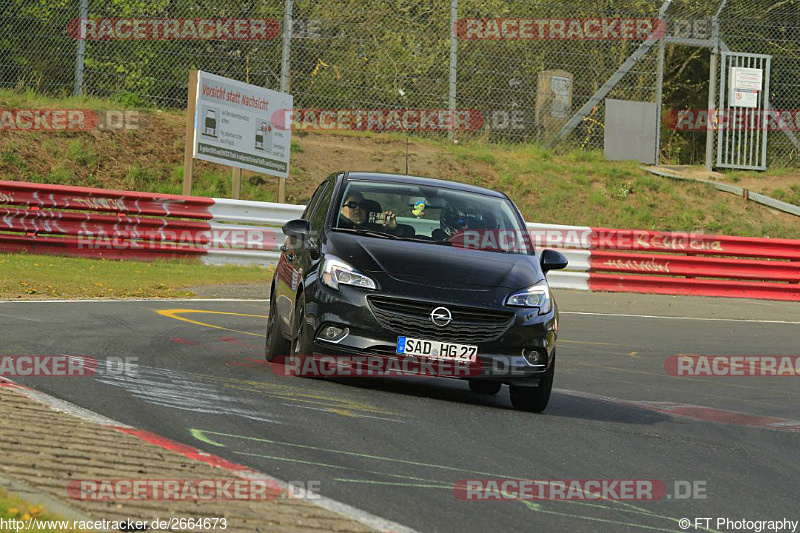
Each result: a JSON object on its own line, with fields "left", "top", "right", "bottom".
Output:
{"left": 551, "top": 75, "right": 571, "bottom": 119}
{"left": 733, "top": 90, "right": 758, "bottom": 108}
{"left": 729, "top": 67, "right": 763, "bottom": 109}
{"left": 193, "top": 71, "right": 293, "bottom": 178}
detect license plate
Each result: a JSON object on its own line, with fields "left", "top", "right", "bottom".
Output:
{"left": 396, "top": 336, "right": 478, "bottom": 362}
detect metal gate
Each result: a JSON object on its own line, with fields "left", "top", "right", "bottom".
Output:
{"left": 716, "top": 52, "right": 771, "bottom": 170}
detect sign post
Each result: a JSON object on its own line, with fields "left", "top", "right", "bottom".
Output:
{"left": 231, "top": 167, "right": 242, "bottom": 199}
{"left": 183, "top": 70, "right": 198, "bottom": 196}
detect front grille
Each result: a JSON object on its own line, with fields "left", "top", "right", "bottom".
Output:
{"left": 367, "top": 295, "right": 514, "bottom": 343}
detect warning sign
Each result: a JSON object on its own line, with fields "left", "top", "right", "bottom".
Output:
{"left": 729, "top": 67, "right": 762, "bottom": 109}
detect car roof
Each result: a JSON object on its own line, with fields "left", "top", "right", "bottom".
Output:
{"left": 341, "top": 172, "right": 506, "bottom": 198}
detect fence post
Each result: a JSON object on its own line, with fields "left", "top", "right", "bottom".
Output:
{"left": 278, "top": 0, "right": 293, "bottom": 203}
{"left": 653, "top": 17, "right": 667, "bottom": 166}
{"left": 73, "top": 0, "right": 88, "bottom": 96}
{"left": 448, "top": 0, "right": 458, "bottom": 141}
{"left": 280, "top": 0, "right": 293, "bottom": 93}
{"left": 706, "top": 0, "right": 727, "bottom": 171}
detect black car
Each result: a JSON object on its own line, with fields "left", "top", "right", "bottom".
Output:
{"left": 265, "top": 172, "right": 568, "bottom": 412}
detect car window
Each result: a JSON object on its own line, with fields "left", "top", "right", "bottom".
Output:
{"left": 302, "top": 181, "right": 328, "bottom": 220}
{"left": 333, "top": 180, "right": 533, "bottom": 254}
{"left": 309, "top": 181, "right": 333, "bottom": 234}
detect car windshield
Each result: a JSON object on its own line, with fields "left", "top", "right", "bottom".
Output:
{"left": 332, "top": 180, "right": 534, "bottom": 254}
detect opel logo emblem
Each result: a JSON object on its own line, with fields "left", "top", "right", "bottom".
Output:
{"left": 430, "top": 306, "right": 452, "bottom": 327}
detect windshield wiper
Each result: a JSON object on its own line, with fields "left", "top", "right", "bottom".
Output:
{"left": 397, "top": 236, "right": 453, "bottom": 246}
{"left": 335, "top": 227, "right": 398, "bottom": 239}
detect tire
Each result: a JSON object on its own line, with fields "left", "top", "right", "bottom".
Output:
{"left": 290, "top": 292, "right": 315, "bottom": 357}
{"left": 509, "top": 357, "right": 555, "bottom": 413}
{"left": 469, "top": 380, "right": 502, "bottom": 395}
{"left": 264, "top": 282, "right": 290, "bottom": 362}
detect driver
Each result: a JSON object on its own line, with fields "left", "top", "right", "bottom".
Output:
{"left": 339, "top": 192, "right": 399, "bottom": 232}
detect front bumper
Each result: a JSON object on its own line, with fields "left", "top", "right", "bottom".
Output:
{"left": 303, "top": 280, "right": 558, "bottom": 384}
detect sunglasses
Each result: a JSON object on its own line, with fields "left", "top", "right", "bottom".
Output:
{"left": 343, "top": 201, "right": 366, "bottom": 209}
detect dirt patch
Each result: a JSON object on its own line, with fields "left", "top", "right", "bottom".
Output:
{"left": 283, "top": 132, "right": 498, "bottom": 203}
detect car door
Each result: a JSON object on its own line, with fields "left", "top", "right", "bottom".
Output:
{"left": 274, "top": 180, "right": 330, "bottom": 334}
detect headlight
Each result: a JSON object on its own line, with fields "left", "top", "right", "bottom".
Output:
{"left": 320, "top": 255, "right": 377, "bottom": 290}
{"left": 506, "top": 282, "right": 552, "bottom": 314}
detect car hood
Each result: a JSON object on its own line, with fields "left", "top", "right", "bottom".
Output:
{"left": 326, "top": 231, "right": 542, "bottom": 289}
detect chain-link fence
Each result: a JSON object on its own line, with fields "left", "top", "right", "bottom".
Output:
{"left": 658, "top": 0, "right": 800, "bottom": 166}
{"left": 717, "top": 0, "right": 800, "bottom": 165}
{"left": 2, "top": 0, "right": 799, "bottom": 165}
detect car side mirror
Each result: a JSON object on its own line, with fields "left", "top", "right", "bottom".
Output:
{"left": 282, "top": 219, "right": 311, "bottom": 240}
{"left": 540, "top": 249, "right": 568, "bottom": 273}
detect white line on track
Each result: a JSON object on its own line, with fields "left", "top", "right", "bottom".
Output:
{"left": 561, "top": 311, "right": 800, "bottom": 325}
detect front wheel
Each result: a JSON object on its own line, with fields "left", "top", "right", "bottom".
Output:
{"left": 509, "top": 358, "right": 555, "bottom": 413}
{"left": 265, "top": 282, "right": 290, "bottom": 362}
{"left": 290, "top": 292, "right": 315, "bottom": 357}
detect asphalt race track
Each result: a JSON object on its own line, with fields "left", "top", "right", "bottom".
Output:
{"left": 2, "top": 291, "right": 800, "bottom": 532}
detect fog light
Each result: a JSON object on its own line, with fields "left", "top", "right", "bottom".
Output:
{"left": 318, "top": 325, "right": 348, "bottom": 343}
{"left": 521, "top": 348, "right": 545, "bottom": 365}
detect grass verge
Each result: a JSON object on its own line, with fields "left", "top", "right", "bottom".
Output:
{"left": 0, "top": 254, "right": 269, "bottom": 300}
{"left": 0, "top": 488, "right": 88, "bottom": 532}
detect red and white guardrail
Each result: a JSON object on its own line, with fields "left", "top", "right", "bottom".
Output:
{"left": 0, "top": 180, "right": 302, "bottom": 266}
{"left": 532, "top": 223, "right": 800, "bottom": 301}
{"left": 1, "top": 180, "right": 798, "bottom": 300}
